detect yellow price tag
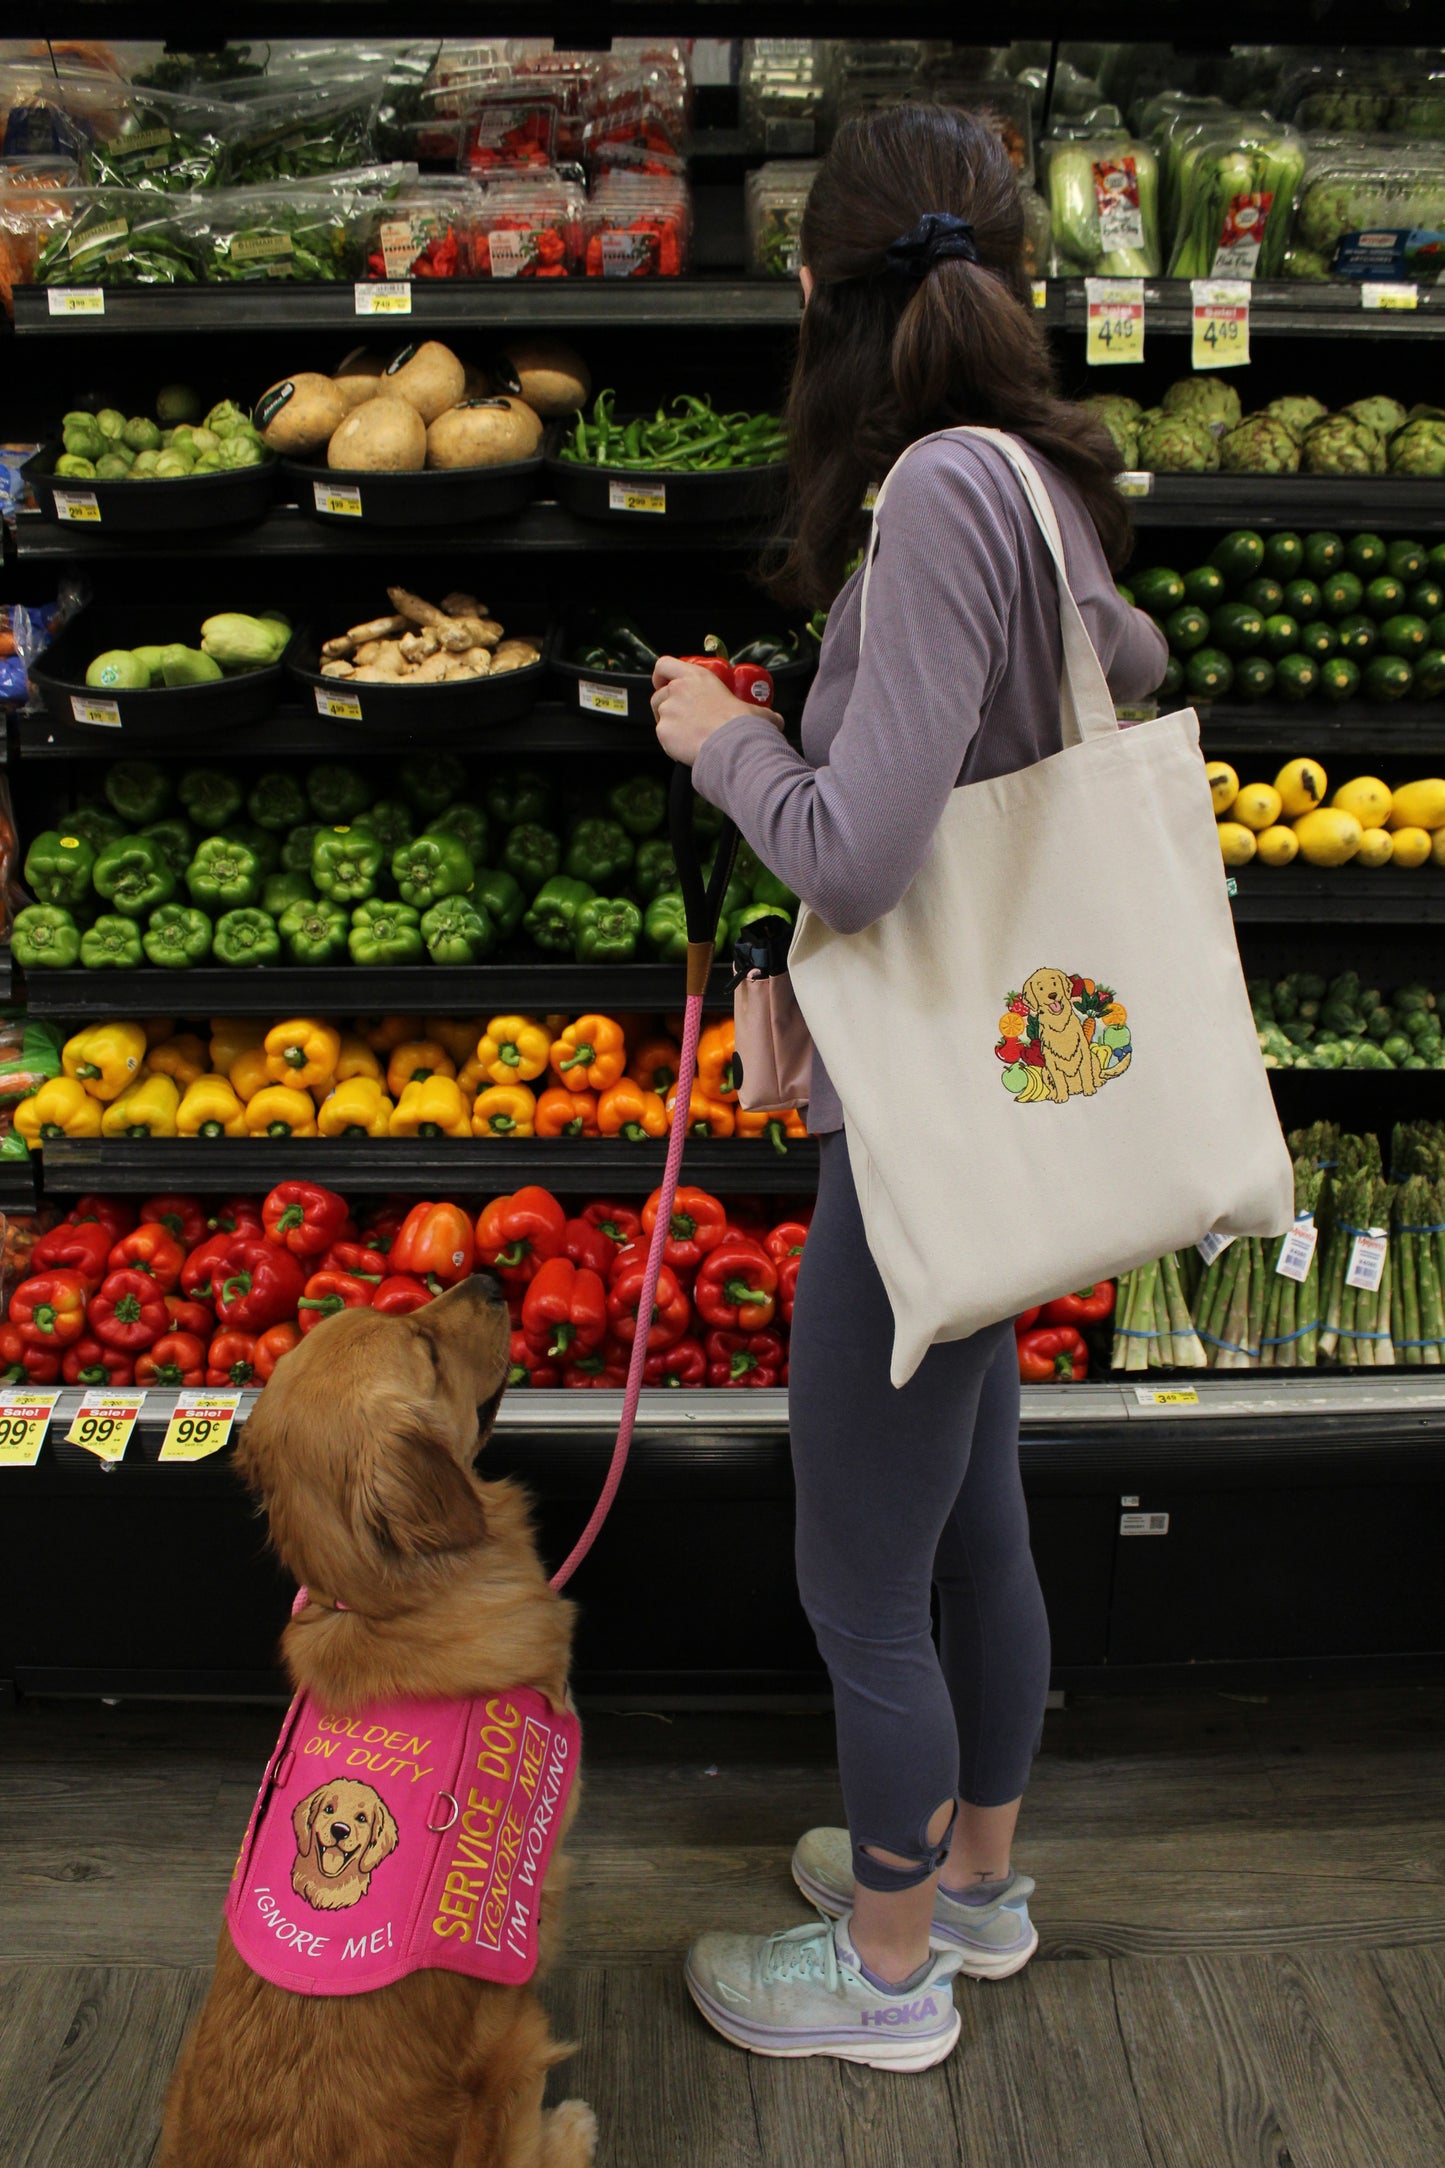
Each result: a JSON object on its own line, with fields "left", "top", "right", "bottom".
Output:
{"left": 1134, "top": 1386, "right": 1200, "bottom": 1407}
{"left": 159, "top": 1391, "right": 241, "bottom": 1463}
{"left": 1191, "top": 279, "right": 1250, "bottom": 369}
{"left": 54, "top": 491, "right": 101, "bottom": 522}
{"left": 313, "top": 482, "right": 363, "bottom": 517}
{"left": 48, "top": 287, "right": 105, "bottom": 315}
{"left": 0, "top": 1390, "right": 61, "bottom": 1466}
{"left": 67, "top": 1392, "right": 144, "bottom": 1462}
{"left": 1362, "top": 282, "right": 1417, "bottom": 310}
{"left": 1084, "top": 278, "right": 1144, "bottom": 366}
{"left": 314, "top": 686, "right": 363, "bottom": 722}
{"left": 608, "top": 480, "right": 666, "bottom": 515}
{"left": 1031, "top": 278, "right": 1047, "bottom": 310}
{"left": 69, "top": 696, "right": 122, "bottom": 728}
{"left": 354, "top": 280, "right": 412, "bottom": 314}
{"left": 579, "top": 680, "right": 629, "bottom": 716}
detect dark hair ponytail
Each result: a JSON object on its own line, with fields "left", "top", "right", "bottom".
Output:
{"left": 772, "top": 103, "right": 1131, "bottom": 609}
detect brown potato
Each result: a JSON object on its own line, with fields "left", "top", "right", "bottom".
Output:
{"left": 426, "top": 396, "right": 543, "bottom": 469}
{"left": 332, "top": 346, "right": 387, "bottom": 410}
{"left": 381, "top": 340, "right": 466, "bottom": 424}
{"left": 327, "top": 397, "right": 426, "bottom": 473}
{"left": 494, "top": 337, "right": 591, "bottom": 418}
{"left": 255, "top": 373, "right": 346, "bottom": 457}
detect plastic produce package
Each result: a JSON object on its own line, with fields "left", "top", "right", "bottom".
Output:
{"left": 581, "top": 66, "right": 687, "bottom": 173}
{"left": 0, "top": 61, "right": 129, "bottom": 159}
{"left": 33, "top": 188, "right": 207, "bottom": 284}
{"left": 461, "top": 92, "right": 557, "bottom": 175}
{"left": 1276, "top": 50, "right": 1445, "bottom": 139}
{"left": 502, "top": 47, "right": 602, "bottom": 162}
{"left": 745, "top": 160, "right": 817, "bottom": 278}
{"left": 1044, "top": 134, "right": 1159, "bottom": 276}
{"left": 61, "top": 85, "right": 236, "bottom": 192}
{"left": 1290, "top": 140, "right": 1445, "bottom": 282}
{"left": 357, "top": 180, "right": 483, "bottom": 279}
{"left": 740, "top": 40, "right": 828, "bottom": 157}
{"left": 218, "top": 66, "right": 388, "bottom": 183}
{"left": 1166, "top": 114, "right": 1304, "bottom": 279}
{"left": 581, "top": 173, "right": 690, "bottom": 277}
{"left": 472, "top": 171, "right": 582, "bottom": 277}
{"left": 196, "top": 183, "right": 380, "bottom": 282}
{"left": 932, "top": 76, "right": 1035, "bottom": 187}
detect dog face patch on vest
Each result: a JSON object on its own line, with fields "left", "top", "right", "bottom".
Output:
{"left": 997, "top": 968, "right": 1133, "bottom": 1104}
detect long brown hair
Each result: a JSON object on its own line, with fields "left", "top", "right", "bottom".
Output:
{"left": 773, "top": 103, "right": 1131, "bottom": 608}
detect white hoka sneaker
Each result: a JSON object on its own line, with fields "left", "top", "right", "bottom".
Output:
{"left": 791, "top": 1827, "right": 1038, "bottom": 1980}
{"left": 685, "top": 1909, "right": 964, "bottom": 2071}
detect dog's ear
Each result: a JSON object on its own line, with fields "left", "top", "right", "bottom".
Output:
{"left": 357, "top": 1416, "right": 490, "bottom": 1560}
{"left": 1023, "top": 975, "right": 1041, "bottom": 1015}
{"left": 293, "top": 1788, "right": 322, "bottom": 1856}
{"left": 360, "top": 1792, "right": 400, "bottom": 1872}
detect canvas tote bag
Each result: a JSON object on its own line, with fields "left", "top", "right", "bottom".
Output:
{"left": 788, "top": 426, "right": 1294, "bottom": 1386}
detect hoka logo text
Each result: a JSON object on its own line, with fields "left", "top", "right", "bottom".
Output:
{"left": 862, "top": 1996, "right": 939, "bottom": 2026}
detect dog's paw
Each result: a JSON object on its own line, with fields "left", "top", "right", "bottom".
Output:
{"left": 545, "top": 2098, "right": 599, "bottom": 2163}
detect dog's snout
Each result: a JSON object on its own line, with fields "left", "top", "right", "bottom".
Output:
{"left": 329, "top": 1822, "right": 351, "bottom": 1842}
{"left": 462, "top": 1270, "right": 507, "bottom": 1307}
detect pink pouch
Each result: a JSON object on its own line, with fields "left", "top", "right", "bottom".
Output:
{"left": 734, "top": 970, "right": 813, "bottom": 1113}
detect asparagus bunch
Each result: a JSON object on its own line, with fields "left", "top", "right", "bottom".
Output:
{"left": 1258, "top": 1155, "right": 1327, "bottom": 1369}
{"left": 1316, "top": 1133, "right": 1382, "bottom": 1360}
{"left": 1195, "top": 1237, "right": 1270, "bottom": 1368}
{"left": 1333, "top": 1162, "right": 1395, "bottom": 1369}
{"left": 1390, "top": 1173, "right": 1445, "bottom": 1366}
{"left": 1110, "top": 1253, "right": 1206, "bottom": 1370}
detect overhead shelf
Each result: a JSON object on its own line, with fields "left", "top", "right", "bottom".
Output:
{"left": 14, "top": 698, "right": 649, "bottom": 760}
{"left": 21, "top": 959, "right": 734, "bottom": 1019}
{"left": 1200, "top": 706, "right": 1445, "bottom": 757}
{"left": 1229, "top": 868, "right": 1445, "bottom": 922}
{"left": 1128, "top": 478, "right": 1445, "bottom": 531}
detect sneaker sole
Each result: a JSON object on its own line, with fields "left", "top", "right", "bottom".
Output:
{"left": 790, "top": 1860, "right": 1039, "bottom": 1982}
{"left": 685, "top": 1968, "right": 962, "bottom": 2073}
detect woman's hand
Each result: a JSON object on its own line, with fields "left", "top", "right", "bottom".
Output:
{"left": 651, "top": 656, "right": 766, "bottom": 767}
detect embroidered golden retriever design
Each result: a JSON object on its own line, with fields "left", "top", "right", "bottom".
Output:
{"left": 996, "top": 969, "right": 1132, "bottom": 1105}
{"left": 291, "top": 1780, "right": 399, "bottom": 1911}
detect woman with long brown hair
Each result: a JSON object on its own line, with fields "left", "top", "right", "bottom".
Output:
{"left": 656, "top": 104, "right": 1165, "bottom": 2070}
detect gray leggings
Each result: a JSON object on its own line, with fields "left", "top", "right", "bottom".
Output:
{"left": 789, "top": 1130, "right": 1052, "bottom": 1893}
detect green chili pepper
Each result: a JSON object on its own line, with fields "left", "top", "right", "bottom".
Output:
{"left": 645, "top": 889, "right": 694, "bottom": 966}
{"left": 81, "top": 914, "right": 145, "bottom": 970}
{"left": 633, "top": 837, "right": 679, "bottom": 902}
{"left": 279, "top": 822, "right": 321, "bottom": 877}
{"left": 213, "top": 908, "right": 280, "bottom": 968}
{"left": 12, "top": 905, "right": 81, "bottom": 971}
{"left": 142, "top": 903, "right": 213, "bottom": 968}
{"left": 606, "top": 774, "right": 668, "bottom": 838}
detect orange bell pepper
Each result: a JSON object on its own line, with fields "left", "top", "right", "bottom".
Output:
{"left": 627, "top": 1034, "right": 681, "bottom": 1095}
{"left": 697, "top": 1019, "right": 740, "bottom": 1103}
{"left": 735, "top": 1105, "right": 808, "bottom": 1154}
{"left": 535, "top": 1086, "right": 600, "bottom": 1138}
{"left": 598, "top": 1078, "right": 669, "bottom": 1142}
{"left": 666, "top": 1083, "right": 735, "bottom": 1138}
{"left": 390, "top": 1200, "right": 476, "bottom": 1287}
{"left": 549, "top": 1013, "right": 626, "bottom": 1094}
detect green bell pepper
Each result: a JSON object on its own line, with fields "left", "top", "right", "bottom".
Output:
{"left": 644, "top": 888, "right": 691, "bottom": 965}
{"left": 93, "top": 835, "right": 176, "bottom": 920}
{"left": 23, "top": 830, "right": 94, "bottom": 908}
{"left": 225, "top": 821, "right": 280, "bottom": 878}
{"left": 81, "top": 914, "right": 145, "bottom": 969}
{"left": 734, "top": 902, "right": 793, "bottom": 936}
{"left": 67, "top": 803, "right": 128, "bottom": 856}
{"left": 279, "top": 822, "right": 321, "bottom": 877}
{"left": 187, "top": 835, "right": 261, "bottom": 911}
{"left": 143, "top": 902, "right": 213, "bottom": 968}
{"left": 486, "top": 767, "right": 552, "bottom": 829}
{"left": 428, "top": 801, "right": 490, "bottom": 866}
{"left": 313, "top": 823, "right": 383, "bottom": 905}
{"left": 501, "top": 823, "right": 562, "bottom": 897}
{"left": 421, "top": 894, "right": 496, "bottom": 964}
{"left": 524, "top": 876, "right": 597, "bottom": 956}
{"left": 104, "top": 760, "right": 172, "bottom": 826}
{"left": 751, "top": 865, "right": 798, "bottom": 910}
{"left": 140, "top": 817, "right": 197, "bottom": 883}
{"left": 178, "top": 766, "right": 243, "bottom": 831}
{"left": 633, "top": 838, "right": 679, "bottom": 902}
{"left": 263, "top": 871, "right": 316, "bottom": 918}
{"left": 364, "top": 797, "right": 415, "bottom": 860}
{"left": 401, "top": 752, "right": 466, "bottom": 817}
{"left": 307, "top": 763, "right": 371, "bottom": 824}
{"left": 392, "top": 832, "right": 473, "bottom": 911}
{"left": 213, "top": 908, "right": 280, "bottom": 968}
{"left": 692, "top": 794, "right": 725, "bottom": 840}
{"left": 607, "top": 774, "right": 667, "bottom": 839}
{"left": 471, "top": 867, "right": 525, "bottom": 941}
{"left": 574, "top": 895, "right": 642, "bottom": 963}
{"left": 12, "top": 905, "right": 81, "bottom": 970}
{"left": 279, "top": 897, "right": 349, "bottom": 966}
{"left": 348, "top": 898, "right": 423, "bottom": 966}
{"left": 564, "top": 816, "right": 634, "bottom": 887}
{"left": 247, "top": 771, "right": 311, "bottom": 834}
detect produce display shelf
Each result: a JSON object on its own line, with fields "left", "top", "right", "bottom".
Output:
{"left": 20, "top": 961, "right": 735, "bottom": 1019}
{"left": 0, "top": 1159, "right": 37, "bottom": 1212}
{"left": 1229, "top": 869, "right": 1445, "bottom": 922}
{"left": 1128, "top": 480, "right": 1445, "bottom": 532}
{"left": 1061, "top": 280, "right": 1445, "bottom": 339}
{"left": 36, "top": 1136, "right": 820, "bottom": 1195}
{"left": 13, "top": 699, "right": 645, "bottom": 761}
{"left": 1199, "top": 707, "right": 1445, "bottom": 757}
{"left": 0, "top": 947, "right": 12, "bottom": 1000}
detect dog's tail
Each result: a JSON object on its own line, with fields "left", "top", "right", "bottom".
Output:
{"left": 1103, "top": 1050, "right": 1132, "bottom": 1081}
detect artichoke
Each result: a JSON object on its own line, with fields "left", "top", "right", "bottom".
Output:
{"left": 1161, "top": 376, "right": 1242, "bottom": 433}
{"left": 1080, "top": 393, "right": 1142, "bottom": 464}
{"left": 1342, "top": 396, "right": 1408, "bottom": 440}
{"left": 1301, "top": 415, "right": 1386, "bottom": 476}
{"left": 1136, "top": 413, "right": 1221, "bottom": 474}
{"left": 1282, "top": 245, "right": 1330, "bottom": 281}
{"left": 1219, "top": 414, "right": 1301, "bottom": 474}
{"left": 1387, "top": 419, "right": 1445, "bottom": 477}
{"left": 1264, "top": 394, "right": 1328, "bottom": 443}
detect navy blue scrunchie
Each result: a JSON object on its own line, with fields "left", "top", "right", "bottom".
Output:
{"left": 885, "top": 212, "right": 979, "bottom": 281}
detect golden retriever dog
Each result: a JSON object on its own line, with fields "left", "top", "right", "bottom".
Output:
{"left": 291, "top": 1778, "right": 400, "bottom": 1910}
{"left": 158, "top": 1274, "right": 596, "bottom": 2168}
{"left": 1024, "top": 964, "right": 1100, "bottom": 1103}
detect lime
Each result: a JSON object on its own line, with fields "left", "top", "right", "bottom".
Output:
{"left": 1210, "top": 602, "right": 1265, "bottom": 655}
{"left": 1259, "top": 612, "right": 1301, "bottom": 660}
{"left": 1387, "top": 538, "right": 1427, "bottom": 583}
{"left": 1283, "top": 578, "right": 1321, "bottom": 620}
{"left": 1320, "top": 570, "right": 1363, "bottom": 617}
{"left": 1183, "top": 647, "right": 1234, "bottom": 701}
{"left": 1241, "top": 576, "right": 1284, "bottom": 616}
{"left": 1234, "top": 654, "right": 1277, "bottom": 702}
{"left": 1165, "top": 603, "right": 1211, "bottom": 655}
{"left": 1335, "top": 613, "right": 1377, "bottom": 659}
{"left": 1297, "top": 620, "right": 1339, "bottom": 663}
{"left": 1428, "top": 542, "right": 1445, "bottom": 579}
{"left": 1301, "top": 531, "right": 1344, "bottom": 580}
{"left": 1133, "top": 566, "right": 1187, "bottom": 615}
{"left": 1363, "top": 654, "right": 1413, "bottom": 701}
{"left": 1182, "top": 564, "right": 1229, "bottom": 609}
{"left": 1364, "top": 575, "right": 1407, "bottom": 621}
{"left": 1209, "top": 529, "right": 1266, "bottom": 585}
{"left": 1381, "top": 613, "right": 1430, "bottom": 659}
{"left": 1318, "top": 656, "right": 1360, "bottom": 705}
{"left": 1347, "top": 532, "right": 1388, "bottom": 578}
{"left": 1275, "top": 653, "right": 1319, "bottom": 702}
{"left": 1158, "top": 654, "right": 1185, "bottom": 701}
{"left": 1411, "top": 648, "right": 1445, "bottom": 699}
{"left": 1264, "top": 530, "right": 1306, "bottom": 581}
{"left": 1408, "top": 579, "right": 1444, "bottom": 618}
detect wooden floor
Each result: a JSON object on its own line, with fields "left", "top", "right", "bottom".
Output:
{"left": 1, "top": 1682, "right": 1444, "bottom": 2166}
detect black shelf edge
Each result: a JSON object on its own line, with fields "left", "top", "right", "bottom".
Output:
{"left": 14, "top": 698, "right": 650, "bottom": 760}
{"left": 0, "top": 1159, "right": 37, "bottom": 1212}
{"left": 1200, "top": 706, "right": 1445, "bottom": 757}
{"left": 21, "top": 961, "right": 734, "bottom": 1019}
{"left": 1063, "top": 280, "right": 1445, "bottom": 339}
{"left": 36, "top": 1136, "right": 820, "bottom": 1195}
{"left": 1229, "top": 869, "right": 1445, "bottom": 923}
{"left": 0, "top": 946, "right": 12, "bottom": 1001}
{"left": 1129, "top": 479, "right": 1445, "bottom": 531}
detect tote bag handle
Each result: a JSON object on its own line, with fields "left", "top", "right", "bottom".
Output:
{"left": 860, "top": 425, "right": 1120, "bottom": 751}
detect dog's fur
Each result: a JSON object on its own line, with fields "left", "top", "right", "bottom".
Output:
{"left": 290, "top": 1778, "right": 400, "bottom": 1910}
{"left": 1024, "top": 965, "right": 1100, "bottom": 1103}
{"left": 158, "top": 1275, "right": 597, "bottom": 2168}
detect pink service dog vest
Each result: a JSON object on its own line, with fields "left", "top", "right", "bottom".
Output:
{"left": 226, "top": 1683, "right": 579, "bottom": 1996}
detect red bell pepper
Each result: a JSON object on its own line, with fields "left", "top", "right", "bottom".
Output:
{"left": 297, "top": 1270, "right": 377, "bottom": 1335}
{"left": 0, "top": 1321, "right": 59, "bottom": 1384}
{"left": 66, "top": 1192, "right": 134, "bottom": 1241}
{"left": 361, "top": 1203, "right": 407, "bottom": 1255}
{"left": 581, "top": 1200, "right": 641, "bottom": 1254}
{"left": 763, "top": 1218, "right": 810, "bottom": 1264}
{"left": 372, "top": 1274, "right": 433, "bottom": 1317}
{"left": 508, "top": 1330, "right": 559, "bottom": 1391}
{"left": 1039, "top": 1282, "right": 1115, "bottom": 1328}
{"left": 776, "top": 1253, "right": 802, "bottom": 1326}
{"left": 108, "top": 1224, "right": 186, "bottom": 1294}
{"left": 607, "top": 1254, "right": 690, "bottom": 1351}
{"left": 206, "top": 1330, "right": 258, "bottom": 1388}
{"left": 389, "top": 1200, "right": 476, "bottom": 1289}
{"left": 0, "top": 1323, "right": 29, "bottom": 1384}
{"left": 262, "top": 1182, "right": 349, "bottom": 1261}
{"left": 63, "top": 1336, "right": 134, "bottom": 1388}
{"left": 11, "top": 1269, "right": 91, "bottom": 1350}
{"left": 140, "top": 1192, "right": 208, "bottom": 1253}
{"left": 136, "top": 1331, "right": 208, "bottom": 1388}
{"left": 254, "top": 1322, "right": 301, "bottom": 1381}
{"left": 28, "top": 1218, "right": 112, "bottom": 1289}
{"left": 320, "top": 1240, "right": 387, "bottom": 1281}
{"left": 704, "top": 1326, "right": 785, "bottom": 1388}
{"left": 561, "top": 1216, "right": 615, "bottom": 1278}
{"left": 1014, "top": 1307, "right": 1042, "bottom": 1333}
{"left": 89, "top": 1268, "right": 169, "bottom": 1353}
{"left": 208, "top": 1194, "right": 265, "bottom": 1236}
{"left": 521, "top": 1257, "right": 608, "bottom": 1363}
{"left": 640, "top": 1185, "right": 727, "bottom": 1274}
{"left": 165, "top": 1293, "right": 214, "bottom": 1340}
{"left": 643, "top": 1335, "right": 707, "bottom": 1389}
{"left": 561, "top": 1349, "right": 629, "bottom": 1389}
{"left": 694, "top": 1238, "right": 778, "bottom": 1332}
{"left": 212, "top": 1237, "right": 306, "bottom": 1334}
{"left": 1016, "top": 1326, "right": 1089, "bottom": 1382}
{"left": 476, "top": 1185, "right": 566, "bottom": 1288}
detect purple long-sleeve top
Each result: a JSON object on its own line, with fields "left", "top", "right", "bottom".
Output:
{"left": 692, "top": 430, "right": 1168, "bottom": 1135}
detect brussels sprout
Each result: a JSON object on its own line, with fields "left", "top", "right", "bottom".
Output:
{"left": 95, "top": 408, "right": 127, "bottom": 441}
{"left": 1264, "top": 395, "right": 1328, "bottom": 443}
{"left": 1387, "top": 420, "right": 1445, "bottom": 477}
{"left": 204, "top": 400, "right": 250, "bottom": 440}
{"left": 122, "top": 416, "right": 162, "bottom": 454}
{"left": 1137, "top": 413, "right": 1221, "bottom": 474}
{"left": 1343, "top": 396, "right": 1408, "bottom": 440}
{"left": 154, "top": 450, "right": 194, "bottom": 478}
{"left": 129, "top": 449, "right": 161, "bottom": 477}
{"left": 54, "top": 454, "right": 97, "bottom": 479}
{"left": 1220, "top": 414, "right": 1301, "bottom": 475}
{"left": 94, "top": 453, "right": 132, "bottom": 480}
{"left": 218, "top": 434, "right": 265, "bottom": 470}
{"left": 1302, "top": 415, "right": 1386, "bottom": 476}
{"left": 1161, "top": 376, "right": 1242, "bottom": 432}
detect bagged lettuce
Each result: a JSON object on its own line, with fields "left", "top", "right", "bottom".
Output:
{"left": 1044, "top": 134, "right": 1159, "bottom": 276}
{"left": 1165, "top": 116, "right": 1305, "bottom": 280}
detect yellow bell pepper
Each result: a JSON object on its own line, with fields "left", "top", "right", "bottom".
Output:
{"left": 318, "top": 1075, "right": 394, "bottom": 1139}
{"left": 228, "top": 1045, "right": 271, "bottom": 1104}
{"left": 101, "top": 1071, "right": 181, "bottom": 1139}
{"left": 334, "top": 1033, "right": 382, "bottom": 1084}
{"left": 209, "top": 1017, "right": 265, "bottom": 1074}
{"left": 146, "top": 1032, "right": 210, "bottom": 1091}
{"left": 386, "top": 1039, "right": 456, "bottom": 1098}
{"left": 424, "top": 1015, "right": 487, "bottom": 1067}
{"left": 477, "top": 1015, "right": 551, "bottom": 1085}
{"left": 62, "top": 1021, "right": 147, "bottom": 1102}
{"left": 390, "top": 1075, "right": 471, "bottom": 1139}
{"left": 471, "top": 1083, "right": 537, "bottom": 1138}
{"left": 14, "top": 1075, "right": 102, "bottom": 1146}
{"left": 245, "top": 1084, "right": 318, "bottom": 1138}
{"left": 364, "top": 1013, "right": 424, "bottom": 1055}
{"left": 457, "top": 1050, "right": 486, "bottom": 1099}
{"left": 176, "top": 1073, "right": 249, "bottom": 1140}
{"left": 142, "top": 1015, "right": 177, "bottom": 1048}
{"left": 265, "top": 1016, "right": 341, "bottom": 1092}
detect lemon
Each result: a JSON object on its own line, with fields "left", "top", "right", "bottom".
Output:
{"left": 1292, "top": 807, "right": 1362, "bottom": 865}
{"left": 1274, "top": 756, "right": 1328, "bottom": 817}
{"left": 1434, "top": 827, "right": 1445, "bottom": 867}
{"left": 1354, "top": 827, "right": 1394, "bottom": 868}
{"left": 1387, "top": 778, "right": 1445, "bottom": 832}
{"left": 1233, "top": 781, "right": 1283, "bottom": 831}
{"left": 1390, "top": 825, "right": 1433, "bottom": 868}
{"left": 1255, "top": 823, "right": 1299, "bottom": 867}
{"left": 1217, "top": 821, "right": 1258, "bottom": 866}
{"left": 1207, "top": 761, "right": 1239, "bottom": 815}
{"left": 1331, "top": 775, "right": 1392, "bottom": 827}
